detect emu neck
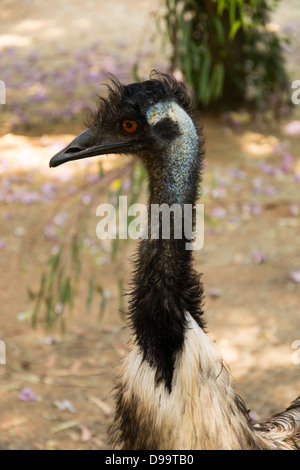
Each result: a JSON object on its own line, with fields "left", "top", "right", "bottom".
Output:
{"left": 146, "top": 101, "right": 200, "bottom": 206}
{"left": 129, "top": 102, "right": 205, "bottom": 391}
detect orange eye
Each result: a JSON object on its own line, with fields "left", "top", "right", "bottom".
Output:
{"left": 122, "top": 120, "right": 138, "bottom": 133}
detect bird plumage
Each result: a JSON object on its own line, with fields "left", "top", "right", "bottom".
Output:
{"left": 50, "top": 72, "right": 300, "bottom": 450}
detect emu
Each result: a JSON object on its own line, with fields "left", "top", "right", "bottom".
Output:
{"left": 50, "top": 73, "right": 300, "bottom": 450}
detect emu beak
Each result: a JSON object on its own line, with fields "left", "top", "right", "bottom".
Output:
{"left": 49, "top": 130, "right": 136, "bottom": 168}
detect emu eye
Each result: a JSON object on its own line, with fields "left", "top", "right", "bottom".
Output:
{"left": 122, "top": 120, "right": 138, "bottom": 133}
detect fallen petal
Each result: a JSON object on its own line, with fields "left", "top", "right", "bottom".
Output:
{"left": 19, "top": 387, "right": 37, "bottom": 402}
{"left": 290, "top": 270, "right": 300, "bottom": 283}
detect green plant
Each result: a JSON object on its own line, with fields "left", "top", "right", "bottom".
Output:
{"left": 28, "top": 160, "right": 147, "bottom": 332}
{"left": 162, "top": 0, "right": 288, "bottom": 109}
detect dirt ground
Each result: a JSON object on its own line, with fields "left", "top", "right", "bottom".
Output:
{"left": 0, "top": 0, "right": 299, "bottom": 450}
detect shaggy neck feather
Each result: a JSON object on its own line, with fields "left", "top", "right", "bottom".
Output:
{"left": 128, "top": 102, "right": 204, "bottom": 390}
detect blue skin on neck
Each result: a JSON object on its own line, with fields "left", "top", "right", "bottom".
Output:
{"left": 146, "top": 101, "right": 199, "bottom": 205}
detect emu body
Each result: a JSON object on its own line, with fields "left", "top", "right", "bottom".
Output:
{"left": 111, "top": 314, "right": 260, "bottom": 450}
{"left": 50, "top": 73, "right": 300, "bottom": 450}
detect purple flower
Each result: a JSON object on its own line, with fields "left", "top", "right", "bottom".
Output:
{"left": 284, "top": 120, "right": 300, "bottom": 136}
{"left": 84, "top": 237, "right": 99, "bottom": 250}
{"left": 232, "top": 184, "right": 243, "bottom": 194}
{"left": 54, "top": 303, "right": 64, "bottom": 314}
{"left": 228, "top": 215, "right": 242, "bottom": 226}
{"left": 208, "top": 287, "right": 223, "bottom": 298}
{"left": 67, "top": 185, "right": 77, "bottom": 195}
{"left": 28, "top": 50, "right": 40, "bottom": 62}
{"left": 40, "top": 335, "right": 58, "bottom": 345}
{"left": 2, "top": 177, "right": 12, "bottom": 191}
{"left": 280, "top": 153, "right": 294, "bottom": 173}
{"left": 0, "top": 240, "right": 7, "bottom": 250}
{"left": 7, "top": 47, "right": 16, "bottom": 57}
{"left": 20, "top": 190, "right": 39, "bottom": 205}
{"left": 290, "top": 270, "right": 300, "bottom": 283}
{"left": 81, "top": 194, "right": 93, "bottom": 206}
{"left": 86, "top": 173, "right": 100, "bottom": 184}
{"left": 41, "top": 182, "right": 58, "bottom": 199}
{"left": 273, "top": 141, "right": 289, "bottom": 154}
{"left": 2, "top": 212, "right": 13, "bottom": 220}
{"left": 56, "top": 168, "right": 71, "bottom": 183}
{"left": 211, "top": 207, "right": 227, "bottom": 220}
{"left": 20, "top": 387, "right": 37, "bottom": 402}
{"left": 122, "top": 178, "right": 131, "bottom": 192}
{"left": 252, "top": 178, "right": 262, "bottom": 194}
{"left": 211, "top": 188, "right": 227, "bottom": 199}
{"left": 263, "top": 185, "right": 277, "bottom": 196}
{"left": 54, "top": 399, "right": 76, "bottom": 413}
{"left": 290, "top": 204, "right": 299, "bottom": 216}
{"left": 44, "top": 223, "right": 57, "bottom": 240}
{"left": 54, "top": 212, "right": 68, "bottom": 227}
{"left": 251, "top": 203, "right": 262, "bottom": 217}
{"left": 258, "top": 161, "right": 274, "bottom": 175}
{"left": 96, "top": 255, "right": 110, "bottom": 265}
{"left": 228, "top": 168, "right": 245, "bottom": 179}
{"left": 252, "top": 250, "right": 268, "bottom": 264}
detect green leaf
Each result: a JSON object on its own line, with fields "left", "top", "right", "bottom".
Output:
{"left": 60, "top": 277, "right": 72, "bottom": 305}
{"left": 198, "top": 49, "right": 212, "bottom": 105}
{"left": 60, "top": 317, "right": 66, "bottom": 336}
{"left": 216, "top": 0, "right": 226, "bottom": 17}
{"left": 98, "top": 161, "right": 104, "bottom": 178}
{"left": 210, "top": 63, "right": 225, "bottom": 99}
{"left": 183, "top": 51, "right": 192, "bottom": 85}
{"left": 96, "top": 286, "right": 110, "bottom": 320}
{"left": 213, "top": 16, "right": 225, "bottom": 46}
{"left": 229, "top": 20, "right": 242, "bottom": 40}
{"left": 45, "top": 294, "right": 54, "bottom": 330}
{"left": 229, "top": 0, "right": 236, "bottom": 26}
{"left": 31, "top": 272, "right": 47, "bottom": 328}
{"left": 111, "top": 236, "right": 120, "bottom": 261}
{"left": 190, "top": 41, "right": 201, "bottom": 70}
{"left": 27, "top": 287, "right": 36, "bottom": 300}
{"left": 86, "top": 275, "right": 95, "bottom": 312}
{"left": 47, "top": 247, "right": 62, "bottom": 269}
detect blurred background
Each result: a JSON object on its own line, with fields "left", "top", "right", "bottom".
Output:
{"left": 0, "top": 0, "right": 299, "bottom": 450}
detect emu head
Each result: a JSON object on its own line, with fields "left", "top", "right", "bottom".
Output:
{"left": 50, "top": 73, "right": 200, "bottom": 168}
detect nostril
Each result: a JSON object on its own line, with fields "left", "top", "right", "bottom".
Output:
{"left": 65, "top": 147, "right": 82, "bottom": 154}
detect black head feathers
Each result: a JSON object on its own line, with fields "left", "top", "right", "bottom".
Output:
{"left": 88, "top": 71, "right": 196, "bottom": 132}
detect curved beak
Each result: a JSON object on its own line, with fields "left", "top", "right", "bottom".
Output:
{"left": 49, "top": 130, "right": 137, "bottom": 168}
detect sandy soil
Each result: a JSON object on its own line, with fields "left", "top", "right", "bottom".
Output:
{"left": 0, "top": 0, "right": 299, "bottom": 450}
